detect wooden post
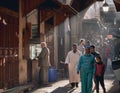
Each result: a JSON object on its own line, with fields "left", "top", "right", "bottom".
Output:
{"left": 19, "top": 0, "right": 27, "bottom": 84}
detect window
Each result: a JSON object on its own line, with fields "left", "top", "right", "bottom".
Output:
{"left": 29, "top": 44, "right": 41, "bottom": 60}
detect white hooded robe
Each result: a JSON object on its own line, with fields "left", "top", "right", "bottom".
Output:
{"left": 65, "top": 50, "right": 82, "bottom": 83}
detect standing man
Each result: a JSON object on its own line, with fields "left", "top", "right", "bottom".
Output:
{"left": 77, "top": 46, "right": 95, "bottom": 93}
{"left": 90, "top": 45, "right": 100, "bottom": 92}
{"left": 90, "top": 45, "right": 100, "bottom": 58}
{"left": 78, "top": 39, "right": 85, "bottom": 54}
{"left": 38, "top": 42, "right": 51, "bottom": 84}
{"left": 65, "top": 43, "right": 82, "bottom": 88}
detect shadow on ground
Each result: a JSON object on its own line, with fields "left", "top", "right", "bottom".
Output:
{"left": 50, "top": 83, "right": 82, "bottom": 93}
{"left": 30, "top": 83, "right": 72, "bottom": 93}
{"left": 107, "top": 80, "right": 120, "bottom": 93}
{"left": 104, "top": 62, "right": 120, "bottom": 93}
{"left": 50, "top": 83, "right": 78, "bottom": 93}
{"left": 50, "top": 87, "right": 68, "bottom": 93}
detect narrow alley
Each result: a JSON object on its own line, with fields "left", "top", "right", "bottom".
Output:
{"left": 0, "top": 0, "right": 120, "bottom": 93}
{"left": 29, "top": 58, "right": 120, "bottom": 93}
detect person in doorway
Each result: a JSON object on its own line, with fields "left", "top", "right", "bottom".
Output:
{"left": 65, "top": 43, "right": 82, "bottom": 89}
{"left": 38, "top": 42, "right": 51, "bottom": 84}
{"left": 90, "top": 45, "right": 100, "bottom": 92}
{"left": 77, "top": 45, "right": 95, "bottom": 93}
{"left": 77, "top": 39, "right": 85, "bottom": 54}
{"left": 94, "top": 56, "right": 106, "bottom": 93}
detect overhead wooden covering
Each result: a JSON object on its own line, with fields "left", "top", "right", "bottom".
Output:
{"left": 39, "top": 0, "right": 61, "bottom": 22}
{"left": 54, "top": 5, "right": 78, "bottom": 26}
{"left": 114, "top": 0, "right": 120, "bottom": 11}
{"left": 40, "top": 5, "right": 77, "bottom": 22}
{"left": 21, "top": 0, "right": 45, "bottom": 16}
{"left": 40, "top": 0, "right": 77, "bottom": 26}
{"left": 22, "top": 0, "right": 64, "bottom": 17}
{"left": 21, "top": 0, "right": 105, "bottom": 17}
{"left": 55, "top": 11, "right": 68, "bottom": 26}
{"left": 71, "top": 0, "right": 104, "bottom": 12}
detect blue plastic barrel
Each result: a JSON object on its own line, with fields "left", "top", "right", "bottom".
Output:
{"left": 48, "top": 68, "right": 57, "bottom": 82}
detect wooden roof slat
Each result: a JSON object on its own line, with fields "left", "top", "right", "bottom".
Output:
{"left": 0, "top": 7, "right": 18, "bottom": 17}
{"left": 22, "top": 0, "right": 45, "bottom": 16}
{"left": 40, "top": 0, "right": 78, "bottom": 24}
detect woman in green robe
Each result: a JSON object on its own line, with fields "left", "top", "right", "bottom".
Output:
{"left": 77, "top": 46, "right": 95, "bottom": 93}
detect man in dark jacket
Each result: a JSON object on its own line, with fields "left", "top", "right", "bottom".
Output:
{"left": 90, "top": 45, "right": 99, "bottom": 57}
{"left": 90, "top": 45, "right": 100, "bottom": 92}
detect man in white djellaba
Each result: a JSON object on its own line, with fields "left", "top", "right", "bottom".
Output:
{"left": 65, "top": 43, "right": 82, "bottom": 88}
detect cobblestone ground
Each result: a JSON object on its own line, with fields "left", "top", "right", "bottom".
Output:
{"left": 30, "top": 59, "right": 120, "bottom": 93}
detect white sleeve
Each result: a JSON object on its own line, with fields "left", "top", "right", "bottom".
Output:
{"left": 80, "top": 51, "right": 82, "bottom": 57}
{"left": 65, "top": 53, "right": 69, "bottom": 64}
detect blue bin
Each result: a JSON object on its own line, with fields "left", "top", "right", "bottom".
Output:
{"left": 48, "top": 68, "right": 57, "bottom": 82}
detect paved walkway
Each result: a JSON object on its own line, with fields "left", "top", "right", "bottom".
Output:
{"left": 4, "top": 58, "right": 120, "bottom": 93}
{"left": 30, "top": 58, "right": 120, "bottom": 93}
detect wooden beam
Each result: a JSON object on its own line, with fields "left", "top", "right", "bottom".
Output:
{"left": 40, "top": 9, "right": 55, "bottom": 22}
{"left": 55, "top": 13, "right": 67, "bottom": 26}
{"left": 114, "top": 0, "right": 120, "bottom": 11}
{"left": 40, "top": 4, "right": 77, "bottom": 26}
{"left": 0, "top": 7, "right": 18, "bottom": 17}
{"left": 22, "top": 0, "right": 45, "bottom": 16}
{"left": 40, "top": 5, "right": 75, "bottom": 26}
{"left": 71, "top": 0, "right": 104, "bottom": 12}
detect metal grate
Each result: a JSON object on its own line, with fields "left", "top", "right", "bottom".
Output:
{"left": 0, "top": 48, "right": 19, "bottom": 89}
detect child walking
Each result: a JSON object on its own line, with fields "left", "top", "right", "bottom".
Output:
{"left": 94, "top": 56, "right": 106, "bottom": 93}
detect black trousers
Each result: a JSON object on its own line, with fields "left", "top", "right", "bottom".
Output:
{"left": 70, "top": 82, "right": 79, "bottom": 88}
{"left": 95, "top": 75, "right": 106, "bottom": 93}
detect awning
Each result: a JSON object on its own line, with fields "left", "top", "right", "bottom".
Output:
{"left": 22, "top": 0, "right": 105, "bottom": 17}
{"left": 40, "top": 0, "right": 77, "bottom": 26}
{"left": 71, "top": 0, "right": 104, "bottom": 12}
{"left": 114, "top": 0, "right": 120, "bottom": 11}
{"left": 21, "top": 0, "right": 45, "bottom": 16}
{"left": 54, "top": 5, "right": 77, "bottom": 26}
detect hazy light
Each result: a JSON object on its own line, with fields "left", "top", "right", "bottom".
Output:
{"left": 119, "top": 28, "right": 120, "bottom": 31}
{"left": 114, "top": 18, "right": 116, "bottom": 25}
{"left": 102, "top": 1, "right": 109, "bottom": 12}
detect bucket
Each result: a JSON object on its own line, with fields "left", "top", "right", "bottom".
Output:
{"left": 48, "top": 68, "right": 57, "bottom": 82}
